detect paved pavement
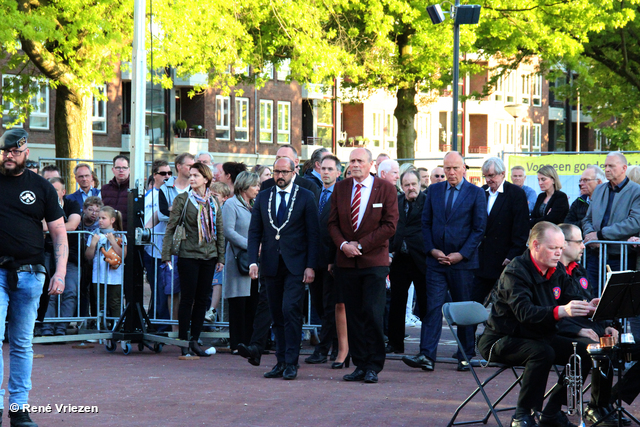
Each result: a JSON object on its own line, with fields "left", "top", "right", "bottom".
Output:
{"left": 6, "top": 324, "right": 638, "bottom": 427}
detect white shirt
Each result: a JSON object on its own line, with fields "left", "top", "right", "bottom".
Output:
{"left": 351, "top": 174, "right": 374, "bottom": 230}
{"left": 486, "top": 180, "right": 505, "bottom": 215}
{"left": 275, "top": 179, "right": 295, "bottom": 210}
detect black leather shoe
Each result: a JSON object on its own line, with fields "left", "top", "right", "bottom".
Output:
{"left": 237, "top": 343, "right": 261, "bottom": 366}
{"left": 539, "top": 410, "right": 576, "bottom": 427}
{"left": 584, "top": 405, "right": 619, "bottom": 427}
{"left": 457, "top": 360, "right": 470, "bottom": 372}
{"left": 304, "top": 352, "right": 327, "bottom": 364}
{"left": 511, "top": 414, "right": 538, "bottom": 427}
{"left": 385, "top": 344, "right": 402, "bottom": 354}
{"left": 9, "top": 409, "right": 37, "bottom": 427}
{"left": 364, "top": 370, "right": 378, "bottom": 383}
{"left": 343, "top": 368, "right": 366, "bottom": 382}
{"left": 264, "top": 362, "right": 286, "bottom": 378}
{"left": 283, "top": 364, "right": 298, "bottom": 380}
{"left": 189, "top": 340, "right": 210, "bottom": 357}
{"left": 402, "top": 353, "right": 434, "bottom": 371}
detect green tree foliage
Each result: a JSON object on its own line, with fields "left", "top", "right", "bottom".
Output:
{"left": 473, "top": 0, "right": 640, "bottom": 149}
{"left": 0, "top": 0, "right": 135, "bottom": 166}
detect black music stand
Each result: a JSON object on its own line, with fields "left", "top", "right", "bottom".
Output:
{"left": 591, "top": 270, "right": 640, "bottom": 427}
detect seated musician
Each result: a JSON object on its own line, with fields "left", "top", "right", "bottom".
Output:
{"left": 478, "top": 222, "right": 597, "bottom": 427}
{"left": 558, "top": 223, "right": 639, "bottom": 426}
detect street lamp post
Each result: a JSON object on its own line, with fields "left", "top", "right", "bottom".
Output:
{"left": 426, "top": 2, "right": 481, "bottom": 152}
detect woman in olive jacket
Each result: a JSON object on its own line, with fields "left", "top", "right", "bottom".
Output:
{"left": 162, "top": 162, "right": 225, "bottom": 358}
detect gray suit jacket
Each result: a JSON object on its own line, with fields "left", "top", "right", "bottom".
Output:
{"left": 583, "top": 179, "right": 640, "bottom": 254}
{"left": 222, "top": 196, "right": 252, "bottom": 299}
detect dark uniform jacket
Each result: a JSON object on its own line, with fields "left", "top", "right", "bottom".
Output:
{"left": 557, "top": 261, "right": 607, "bottom": 338}
{"left": 485, "top": 249, "right": 584, "bottom": 341}
{"left": 564, "top": 194, "right": 590, "bottom": 227}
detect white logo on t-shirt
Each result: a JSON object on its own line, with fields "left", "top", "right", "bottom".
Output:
{"left": 19, "top": 190, "right": 36, "bottom": 205}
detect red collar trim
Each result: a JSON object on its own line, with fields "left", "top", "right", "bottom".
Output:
{"left": 530, "top": 253, "right": 555, "bottom": 280}
{"left": 565, "top": 261, "right": 579, "bottom": 276}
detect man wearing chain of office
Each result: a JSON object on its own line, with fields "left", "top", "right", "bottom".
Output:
{"left": 247, "top": 157, "right": 319, "bottom": 381}
{"left": 0, "top": 129, "right": 68, "bottom": 427}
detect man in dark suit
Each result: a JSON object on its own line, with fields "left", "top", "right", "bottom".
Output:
{"left": 473, "top": 157, "right": 529, "bottom": 306}
{"left": 305, "top": 155, "right": 341, "bottom": 364}
{"left": 327, "top": 148, "right": 398, "bottom": 384}
{"left": 403, "top": 151, "right": 486, "bottom": 372}
{"left": 387, "top": 169, "right": 427, "bottom": 354}
{"left": 247, "top": 157, "right": 319, "bottom": 380}
{"left": 237, "top": 144, "right": 320, "bottom": 367}
{"left": 302, "top": 147, "right": 329, "bottom": 190}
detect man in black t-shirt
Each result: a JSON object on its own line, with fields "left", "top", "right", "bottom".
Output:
{"left": 0, "top": 128, "right": 68, "bottom": 426}
{"left": 41, "top": 177, "right": 81, "bottom": 337}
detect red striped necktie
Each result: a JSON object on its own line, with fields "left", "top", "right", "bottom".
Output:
{"left": 351, "top": 183, "right": 362, "bottom": 231}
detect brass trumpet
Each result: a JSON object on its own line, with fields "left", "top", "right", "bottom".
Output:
{"left": 565, "top": 342, "right": 585, "bottom": 427}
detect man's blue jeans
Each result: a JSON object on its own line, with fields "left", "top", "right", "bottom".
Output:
{"left": 0, "top": 267, "right": 45, "bottom": 410}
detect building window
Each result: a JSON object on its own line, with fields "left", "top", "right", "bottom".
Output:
{"left": 520, "top": 123, "right": 531, "bottom": 151}
{"left": 506, "top": 123, "right": 514, "bottom": 146}
{"left": 277, "top": 59, "right": 290, "bottom": 81}
{"left": 494, "top": 122, "right": 502, "bottom": 145}
{"left": 92, "top": 85, "right": 107, "bottom": 133}
{"left": 493, "top": 73, "right": 503, "bottom": 102}
{"left": 533, "top": 124, "right": 542, "bottom": 152}
{"left": 260, "top": 63, "right": 274, "bottom": 80}
{"left": 259, "top": 100, "right": 273, "bottom": 143}
{"left": 2, "top": 74, "right": 22, "bottom": 127}
{"left": 277, "top": 101, "right": 290, "bottom": 144}
{"left": 234, "top": 97, "right": 249, "bottom": 141}
{"left": 145, "top": 73, "right": 167, "bottom": 145}
{"left": 439, "top": 111, "right": 449, "bottom": 147}
{"left": 216, "top": 96, "right": 230, "bottom": 140}
{"left": 521, "top": 75, "right": 531, "bottom": 105}
{"left": 385, "top": 112, "right": 397, "bottom": 148}
{"left": 316, "top": 100, "right": 333, "bottom": 146}
{"left": 372, "top": 111, "right": 383, "bottom": 147}
{"left": 532, "top": 74, "right": 543, "bottom": 106}
{"left": 505, "top": 72, "right": 516, "bottom": 103}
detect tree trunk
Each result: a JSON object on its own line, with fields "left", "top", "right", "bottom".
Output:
{"left": 54, "top": 85, "right": 93, "bottom": 192}
{"left": 395, "top": 85, "right": 418, "bottom": 163}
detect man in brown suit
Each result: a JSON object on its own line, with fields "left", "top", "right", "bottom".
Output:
{"left": 327, "top": 148, "right": 398, "bottom": 384}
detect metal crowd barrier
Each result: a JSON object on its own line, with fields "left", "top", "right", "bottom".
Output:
{"left": 34, "top": 230, "right": 321, "bottom": 349}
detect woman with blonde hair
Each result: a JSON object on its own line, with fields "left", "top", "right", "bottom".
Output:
{"left": 530, "top": 165, "right": 569, "bottom": 227}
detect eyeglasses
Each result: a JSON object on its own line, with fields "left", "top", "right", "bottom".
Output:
{"left": 578, "top": 178, "right": 596, "bottom": 183}
{"left": 114, "top": 166, "right": 129, "bottom": 171}
{"left": 2, "top": 148, "right": 27, "bottom": 157}
{"left": 26, "top": 161, "right": 38, "bottom": 168}
{"left": 156, "top": 171, "right": 172, "bottom": 176}
{"left": 273, "top": 170, "right": 293, "bottom": 176}
{"left": 483, "top": 173, "right": 502, "bottom": 179}
{"left": 434, "top": 174, "right": 445, "bottom": 178}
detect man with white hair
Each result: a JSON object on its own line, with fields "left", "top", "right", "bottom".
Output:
{"left": 583, "top": 152, "right": 640, "bottom": 292}
{"left": 565, "top": 165, "right": 605, "bottom": 227}
{"left": 197, "top": 152, "right": 214, "bottom": 169}
{"left": 377, "top": 159, "right": 400, "bottom": 189}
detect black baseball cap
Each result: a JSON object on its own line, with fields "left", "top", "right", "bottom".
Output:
{"left": 0, "top": 129, "right": 28, "bottom": 150}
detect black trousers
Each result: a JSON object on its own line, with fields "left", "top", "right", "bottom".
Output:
{"left": 227, "top": 279, "right": 259, "bottom": 351}
{"left": 309, "top": 268, "right": 337, "bottom": 355}
{"left": 335, "top": 266, "right": 388, "bottom": 373}
{"left": 177, "top": 257, "right": 216, "bottom": 341}
{"left": 478, "top": 333, "right": 592, "bottom": 413}
{"left": 263, "top": 259, "right": 305, "bottom": 365}
{"left": 388, "top": 254, "right": 426, "bottom": 353}
{"left": 246, "top": 277, "right": 272, "bottom": 352}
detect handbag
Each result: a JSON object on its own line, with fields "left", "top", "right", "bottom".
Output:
{"left": 170, "top": 200, "right": 189, "bottom": 256}
{"left": 230, "top": 244, "right": 250, "bottom": 275}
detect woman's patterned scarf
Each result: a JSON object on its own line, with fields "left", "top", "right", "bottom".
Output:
{"left": 191, "top": 189, "right": 216, "bottom": 244}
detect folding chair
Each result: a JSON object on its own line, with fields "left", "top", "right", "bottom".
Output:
{"left": 443, "top": 301, "right": 524, "bottom": 427}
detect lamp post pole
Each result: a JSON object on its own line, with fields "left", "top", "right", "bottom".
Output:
{"left": 451, "top": 0, "right": 460, "bottom": 152}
